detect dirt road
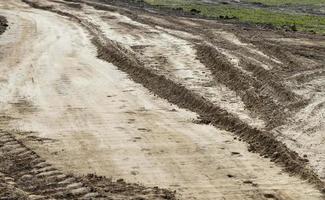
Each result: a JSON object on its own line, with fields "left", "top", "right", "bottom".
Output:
{"left": 0, "top": 0, "right": 324, "bottom": 199}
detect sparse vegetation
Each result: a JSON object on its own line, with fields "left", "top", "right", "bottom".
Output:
{"left": 246, "top": 0, "right": 325, "bottom": 6}
{"left": 145, "top": 0, "right": 325, "bottom": 34}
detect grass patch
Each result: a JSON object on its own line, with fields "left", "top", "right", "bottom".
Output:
{"left": 245, "top": 0, "right": 325, "bottom": 6}
{"left": 144, "top": 0, "right": 325, "bottom": 34}
{"left": 145, "top": 0, "right": 193, "bottom": 6}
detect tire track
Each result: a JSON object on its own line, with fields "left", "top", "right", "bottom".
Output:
{"left": 72, "top": 0, "right": 306, "bottom": 128}
{"left": 0, "top": 130, "right": 176, "bottom": 199}
{"left": 0, "top": 131, "right": 101, "bottom": 199}
{"left": 195, "top": 44, "right": 306, "bottom": 128}
{"left": 21, "top": 0, "right": 325, "bottom": 194}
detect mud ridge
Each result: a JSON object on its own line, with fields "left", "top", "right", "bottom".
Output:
{"left": 242, "top": 61, "right": 309, "bottom": 112}
{"left": 195, "top": 44, "right": 306, "bottom": 128}
{"left": 242, "top": 38, "right": 325, "bottom": 77}
{"left": 0, "top": 130, "right": 176, "bottom": 199}
{"left": 81, "top": 0, "right": 308, "bottom": 119}
{"left": 53, "top": 0, "right": 82, "bottom": 9}
{"left": 22, "top": 0, "right": 325, "bottom": 194}
{"left": 242, "top": 60, "right": 303, "bottom": 104}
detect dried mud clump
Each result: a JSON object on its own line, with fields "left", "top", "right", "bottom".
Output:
{"left": 0, "top": 16, "right": 8, "bottom": 35}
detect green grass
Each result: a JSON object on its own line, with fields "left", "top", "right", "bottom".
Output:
{"left": 145, "top": 0, "right": 193, "bottom": 6}
{"left": 144, "top": 0, "right": 325, "bottom": 34}
{"left": 246, "top": 0, "right": 325, "bottom": 6}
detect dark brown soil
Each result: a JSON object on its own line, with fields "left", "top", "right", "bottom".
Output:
{"left": 53, "top": 0, "right": 82, "bottom": 9}
{"left": 88, "top": 0, "right": 325, "bottom": 32}
{"left": 0, "top": 16, "right": 8, "bottom": 35}
{"left": 195, "top": 44, "right": 306, "bottom": 128}
{"left": 79, "top": 174, "right": 176, "bottom": 199}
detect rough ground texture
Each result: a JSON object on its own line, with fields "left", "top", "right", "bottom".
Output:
{"left": 0, "top": 131, "right": 175, "bottom": 199}
{"left": 0, "top": 15, "right": 7, "bottom": 35}
{"left": 0, "top": 0, "right": 325, "bottom": 199}
{"left": 94, "top": 0, "right": 325, "bottom": 181}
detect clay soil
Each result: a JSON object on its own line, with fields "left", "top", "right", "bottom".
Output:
{"left": 0, "top": 0, "right": 325, "bottom": 199}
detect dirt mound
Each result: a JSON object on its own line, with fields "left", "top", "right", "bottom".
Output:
{"left": 0, "top": 16, "right": 8, "bottom": 35}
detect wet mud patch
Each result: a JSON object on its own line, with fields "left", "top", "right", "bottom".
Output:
{"left": 0, "top": 16, "right": 8, "bottom": 36}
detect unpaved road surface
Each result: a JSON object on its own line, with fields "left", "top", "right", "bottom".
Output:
{"left": 0, "top": 0, "right": 325, "bottom": 199}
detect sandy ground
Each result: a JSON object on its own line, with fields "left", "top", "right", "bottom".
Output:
{"left": 78, "top": 5, "right": 265, "bottom": 129}
{"left": 0, "top": 0, "right": 324, "bottom": 199}
{"left": 74, "top": 0, "right": 325, "bottom": 182}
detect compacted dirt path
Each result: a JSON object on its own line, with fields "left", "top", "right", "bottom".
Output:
{"left": 0, "top": 0, "right": 324, "bottom": 199}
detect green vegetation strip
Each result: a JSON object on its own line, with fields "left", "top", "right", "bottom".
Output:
{"left": 246, "top": 0, "right": 325, "bottom": 6}
{"left": 145, "top": 0, "right": 325, "bottom": 34}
